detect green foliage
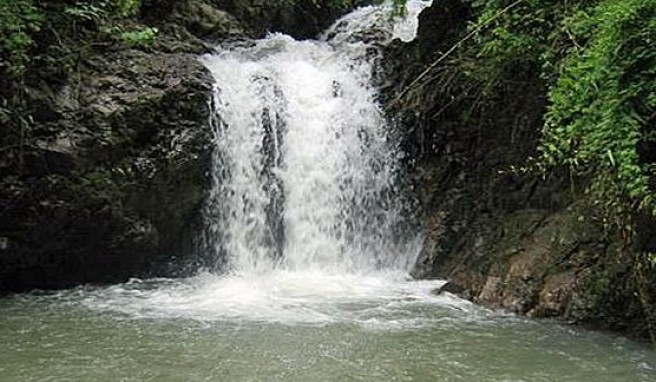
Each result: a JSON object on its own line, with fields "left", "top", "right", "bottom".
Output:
{"left": 541, "top": 0, "right": 656, "bottom": 216}
{"left": 63, "top": 0, "right": 143, "bottom": 26}
{"left": 0, "top": 0, "right": 43, "bottom": 77}
{"left": 64, "top": 0, "right": 141, "bottom": 21}
{"left": 469, "top": 0, "right": 548, "bottom": 74}
{"left": 61, "top": 0, "right": 159, "bottom": 47}
{"left": 0, "top": 0, "right": 43, "bottom": 165}
{"left": 120, "top": 26, "right": 158, "bottom": 46}
{"left": 113, "top": 0, "right": 141, "bottom": 17}
{"left": 64, "top": 3, "right": 105, "bottom": 22}
{"left": 465, "top": 0, "right": 656, "bottom": 225}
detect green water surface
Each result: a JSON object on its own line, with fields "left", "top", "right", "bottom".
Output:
{"left": 0, "top": 284, "right": 654, "bottom": 382}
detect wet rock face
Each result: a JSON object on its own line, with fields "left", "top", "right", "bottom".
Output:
{"left": 441, "top": 208, "right": 606, "bottom": 317}
{"left": 213, "top": 0, "right": 367, "bottom": 39}
{"left": 143, "top": 0, "right": 366, "bottom": 43}
{"left": 0, "top": 0, "right": 363, "bottom": 294}
{"left": 383, "top": 0, "right": 655, "bottom": 339}
{"left": 0, "top": 51, "right": 214, "bottom": 293}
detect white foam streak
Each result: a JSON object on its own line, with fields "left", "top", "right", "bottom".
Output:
{"left": 79, "top": 272, "right": 471, "bottom": 326}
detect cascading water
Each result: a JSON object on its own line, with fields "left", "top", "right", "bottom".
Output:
{"left": 4, "top": 3, "right": 656, "bottom": 380}
{"left": 72, "top": 0, "right": 458, "bottom": 325}
{"left": 201, "top": 2, "right": 431, "bottom": 275}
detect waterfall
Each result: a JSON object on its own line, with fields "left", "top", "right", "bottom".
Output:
{"left": 201, "top": 0, "right": 433, "bottom": 276}
{"left": 75, "top": 1, "right": 446, "bottom": 325}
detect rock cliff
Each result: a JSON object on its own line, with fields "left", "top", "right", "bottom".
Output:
{"left": 382, "top": 0, "right": 656, "bottom": 340}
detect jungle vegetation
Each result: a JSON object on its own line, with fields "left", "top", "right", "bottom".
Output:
{"left": 2, "top": 0, "right": 654, "bottom": 256}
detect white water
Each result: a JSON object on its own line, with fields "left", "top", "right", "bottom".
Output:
{"left": 5, "top": 4, "right": 656, "bottom": 380}
{"left": 78, "top": 0, "right": 444, "bottom": 326}
{"left": 203, "top": 0, "right": 433, "bottom": 275}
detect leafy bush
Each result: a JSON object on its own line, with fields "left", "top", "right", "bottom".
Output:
{"left": 113, "top": 0, "right": 141, "bottom": 17}
{"left": 58, "top": 0, "right": 162, "bottom": 47}
{"left": 0, "top": 0, "right": 43, "bottom": 78}
{"left": 465, "top": 0, "right": 656, "bottom": 225}
{"left": 120, "top": 26, "right": 158, "bottom": 46}
{"left": 541, "top": 0, "right": 656, "bottom": 217}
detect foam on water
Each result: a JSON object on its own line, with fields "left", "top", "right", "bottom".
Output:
{"left": 4, "top": 6, "right": 656, "bottom": 381}
{"left": 76, "top": 271, "right": 476, "bottom": 326}
{"left": 78, "top": 0, "right": 448, "bottom": 326}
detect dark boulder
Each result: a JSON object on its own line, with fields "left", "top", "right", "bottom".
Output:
{"left": 0, "top": 51, "right": 214, "bottom": 293}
